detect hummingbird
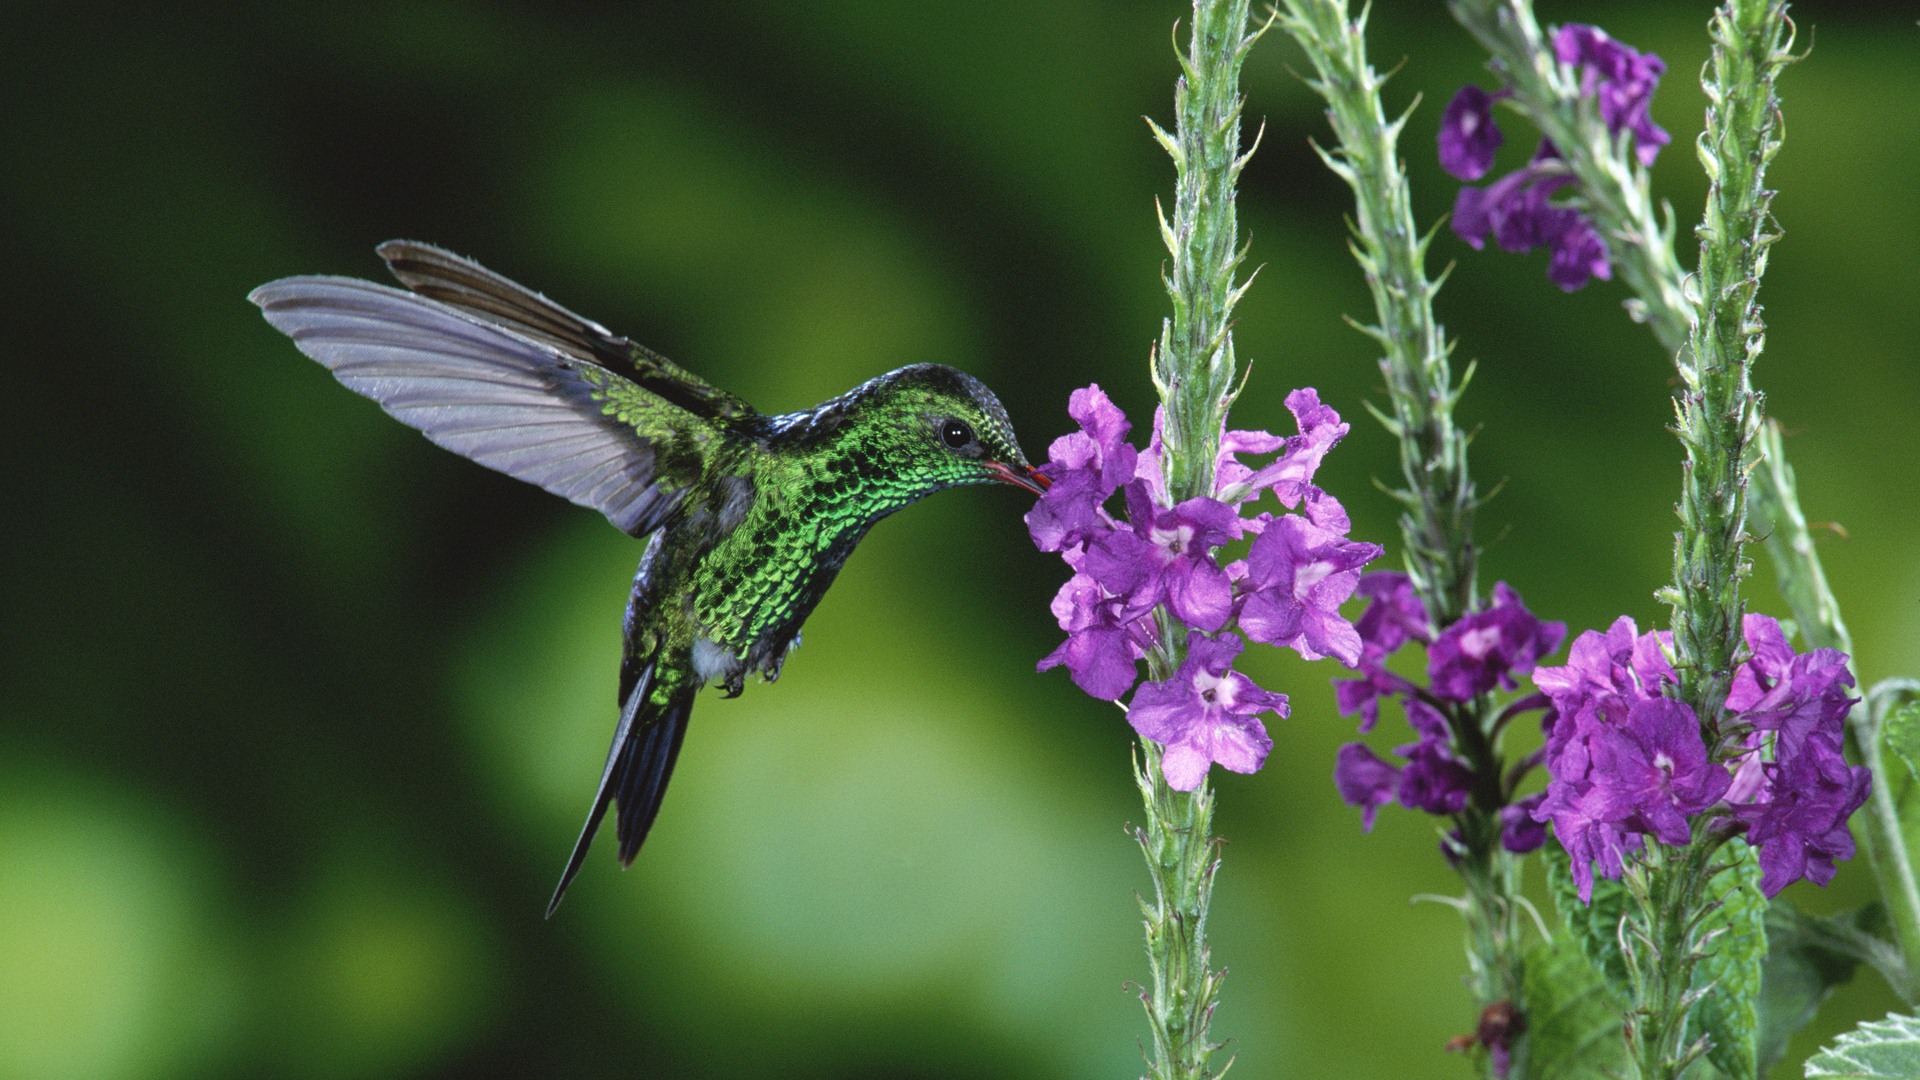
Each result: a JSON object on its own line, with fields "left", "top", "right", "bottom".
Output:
{"left": 250, "top": 241, "right": 1049, "bottom": 916}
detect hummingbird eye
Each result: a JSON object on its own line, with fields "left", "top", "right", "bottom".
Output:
{"left": 939, "top": 418, "right": 975, "bottom": 450}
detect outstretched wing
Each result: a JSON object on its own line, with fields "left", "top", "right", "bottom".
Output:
{"left": 250, "top": 275, "right": 713, "bottom": 536}
{"left": 376, "top": 240, "right": 757, "bottom": 425}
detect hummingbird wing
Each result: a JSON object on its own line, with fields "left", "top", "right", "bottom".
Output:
{"left": 374, "top": 240, "right": 758, "bottom": 426}
{"left": 250, "top": 274, "right": 721, "bottom": 537}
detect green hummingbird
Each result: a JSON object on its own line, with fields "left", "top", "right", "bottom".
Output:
{"left": 251, "top": 241, "right": 1049, "bottom": 916}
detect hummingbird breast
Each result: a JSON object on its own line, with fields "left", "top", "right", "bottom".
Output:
{"left": 679, "top": 447, "right": 910, "bottom": 692}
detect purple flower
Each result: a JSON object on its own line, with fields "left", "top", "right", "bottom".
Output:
{"left": 1331, "top": 572, "right": 1432, "bottom": 731}
{"left": 1333, "top": 699, "right": 1476, "bottom": 829}
{"left": 1352, "top": 571, "right": 1434, "bottom": 659}
{"left": 1428, "top": 582, "right": 1567, "bottom": 702}
{"left": 1532, "top": 619, "right": 1708, "bottom": 900}
{"left": 1553, "top": 24, "right": 1671, "bottom": 166}
{"left": 1237, "top": 511, "right": 1382, "bottom": 666}
{"left": 1395, "top": 700, "right": 1474, "bottom": 816}
{"left": 1501, "top": 793, "right": 1549, "bottom": 854}
{"left": 1439, "top": 85, "right": 1506, "bottom": 181}
{"left": 1137, "top": 389, "right": 1347, "bottom": 517}
{"left": 1538, "top": 782, "right": 1644, "bottom": 903}
{"left": 1335, "top": 742, "right": 1400, "bottom": 831}
{"left": 1240, "top": 388, "right": 1351, "bottom": 510}
{"left": 1207, "top": 422, "right": 1285, "bottom": 504}
{"left": 1036, "top": 571, "right": 1155, "bottom": 701}
{"left": 1546, "top": 216, "right": 1613, "bottom": 291}
{"left": 1727, "top": 614, "right": 1857, "bottom": 757}
{"left": 1026, "top": 385, "right": 1138, "bottom": 552}
{"left": 1443, "top": 24, "right": 1667, "bottom": 290}
{"left": 1129, "top": 632, "right": 1287, "bottom": 791}
{"left": 1079, "top": 481, "right": 1240, "bottom": 632}
{"left": 1534, "top": 617, "right": 1675, "bottom": 753}
{"left": 1451, "top": 147, "right": 1613, "bottom": 292}
{"left": 1729, "top": 733, "right": 1871, "bottom": 896}
{"left": 1532, "top": 611, "right": 1870, "bottom": 902}
{"left": 1590, "top": 697, "right": 1730, "bottom": 844}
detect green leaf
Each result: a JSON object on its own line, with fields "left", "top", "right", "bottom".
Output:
{"left": 1513, "top": 931, "right": 1628, "bottom": 1080}
{"left": 1546, "top": 842, "right": 1633, "bottom": 1002}
{"left": 1760, "top": 902, "right": 1876, "bottom": 1074}
{"left": 1881, "top": 701, "right": 1920, "bottom": 786}
{"left": 1804, "top": 1012, "right": 1920, "bottom": 1078}
{"left": 1690, "top": 839, "right": 1767, "bottom": 1080}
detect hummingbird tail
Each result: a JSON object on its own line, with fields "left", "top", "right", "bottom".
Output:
{"left": 545, "top": 665, "right": 694, "bottom": 918}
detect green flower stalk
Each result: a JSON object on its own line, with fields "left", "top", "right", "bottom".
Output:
{"left": 1666, "top": 0, "right": 1785, "bottom": 730}
{"left": 1030, "top": 9, "right": 1384, "bottom": 1071}
{"left": 1149, "top": 0, "right": 1259, "bottom": 505}
{"left": 1277, "top": 3, "right": 1534, "bottom": 1074}
{"left": 1441, "top": 1, "right": 1797, "bottom": 1076}
{"left": 1274, "top": 0, "right": 1477, "bottom": 627}
{"left": 1616, "top": 4, "right": 1788, "bottom": 1076}
{"left": 1139, "top": 2, "right": 1258, "bottom": 1075}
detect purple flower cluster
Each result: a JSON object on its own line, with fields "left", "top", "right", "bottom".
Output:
{"left": 1332, "top": 574, "right": 1565, "bottom": 848}
{"left": 1029, "top": 385, "right": 1382, "bottom": 790}
{"left": 1439, "top": 24, "right": 1670, "bottom": 291}
{"left": 1534, "top": 614, "right": 1867, "bottom": 900}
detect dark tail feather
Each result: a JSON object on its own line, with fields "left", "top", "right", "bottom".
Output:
{"left": 614, "top": 688, "right": 692, "bottom": 866}
{"left": 545, "top": 666, "right": 694, "bottom": 918}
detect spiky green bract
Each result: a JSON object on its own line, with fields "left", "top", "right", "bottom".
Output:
{"left": 1667, "top": 0, "right": 1787, "bottom": 734}
{"left": 1277, "top": 8, "right": 1534, "bottom": 1074}
{"left": 1148, "top": 0, "right": 1259, "bottom": 508}
{"left": 1132, "top": 3, "right": 1261, "bottom": 1077}
{"left": 1602, "top": 841, "right": 1766, "bottom": 1080}
{"left": 1132, "top": 749, "right": 1224, "bottom": 1079}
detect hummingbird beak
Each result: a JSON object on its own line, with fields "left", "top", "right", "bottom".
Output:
{"left": 985, "top": 460, "right": 1052, "bottom": 496}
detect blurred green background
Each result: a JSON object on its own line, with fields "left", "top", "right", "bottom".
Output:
{"left": 3, "top": 2, "right": 1915, "bottom": 1077}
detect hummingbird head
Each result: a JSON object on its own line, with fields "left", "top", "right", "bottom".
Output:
{"left": 792, "top": 364, "right": 1050, "bottom": 498}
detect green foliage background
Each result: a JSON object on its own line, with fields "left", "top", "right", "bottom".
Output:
{"left": 2, "top": 2, "right": 1914, "bottom": 1077}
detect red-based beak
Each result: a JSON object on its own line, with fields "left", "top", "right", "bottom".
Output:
{"left": 985, "top": 460, "right": 1052, "bottom": 496}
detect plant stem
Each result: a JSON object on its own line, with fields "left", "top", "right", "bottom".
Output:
{"left": 1275, "top": 0, "right": 1477, "bottom": 625}
{"left": 1277, "top": 5, "right": 1526, "bottom": 1072}
{"left": 1133, "top": 2, "right": 1260, "bottom": 1076}
{"left": 1667, "top": 0, "right": 1785, "bottom": 726}
{"left": 1645, "top": 2, "right": 1788, "bottom": 1071}
{"left": 1620, "top": 842, "right": 1718, "bottom": 1080}
{"left": 1133, "top": 746, "right": 1225, "bottom": 1079}
{"left": 1150, "top": 0, "right": 1257, "bottom": 505}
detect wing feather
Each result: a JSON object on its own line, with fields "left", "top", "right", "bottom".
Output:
{"left": 249, "top": 275, "right": 705, "bottom": 536}
{"left": 376, "top": 240, "right": 757, "bottom": 424}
